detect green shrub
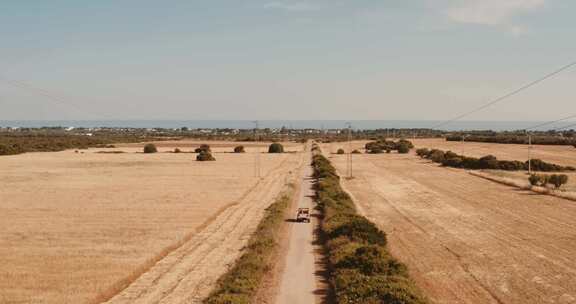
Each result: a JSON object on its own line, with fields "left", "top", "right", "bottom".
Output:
{"left": 234, "top": 146, "right": 245, "bottom": 153}
{"left": 195, "top": 144, "right": 211, "bottom": 153}
{"left": 312, "top": 152, "right": 426, "bottom": 304}
{"left": 529, "top": 174, "right": 540, "bottom": 186}
{"left": 197, "top": 151, "right": 216, "bottom": 161}
{"left": 333, "top": 270, "right": 427, "bottom": 304}
{"left": 397, "top": 144, "right": 410, "bottom": 154}
{"left": 268, "top": 143, "right": 284, "bottom": 153}
{"left": 143, "top": 144, "right": 158, "bottom": 153}
{"left": 415, "top": 148, "right": 429, "bottom": 157}
{"left": 204, "top": 194, "right": 291, "bottom": 303}
{"left": 337, "top": 148, "right": 345, "bottom": 154}
{"left": 549, "top": 174, "right": 569, "bottom": 189}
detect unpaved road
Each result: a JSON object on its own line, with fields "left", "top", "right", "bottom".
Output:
{"left": 105, "top": 152, "right": 304, "bottom": 304}
{"left": 276, "top": 151, "right": 319, "bottom": 304}
{"left": 326, "top": 147, "right": 576, "bottom": 304}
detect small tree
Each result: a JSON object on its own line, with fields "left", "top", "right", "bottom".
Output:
{"left": 397, "top": 144, "right": 410, "bottom": 154}
{"left": 234, "top": 146, "right": 245, "bottom": 153}
{"left": 268, "top": 143, "right": 284, "bottom": 153}
{"left": 143, "top": 144, "right": 158, "bottom": 154}
{"left": 549, "top": 174, "right": 569, "bottom": 189}
{"left": 197, "top": 151, "right": 216, "bottom": 161}
{"left": 337, "top": 148, "right": 345, "bottom": 155}
{"left": 195, "top": 144, "right": 211, "bottom": 153}
{"left": 528, "top": 174, "right": 540, "bottom": 186}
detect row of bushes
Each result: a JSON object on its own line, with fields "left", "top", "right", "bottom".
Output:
{"left": 312, "top": 147, "right": 426, "bottom": 304}
{"left": 365, "top": 139, "right": 414, "bottom": 154}
{"left": 204, "top": 190, "right": 293, "bottom": 303}
{"left": 447, "top": 135, "right": 576, "bottom": 146}
{"left": 0, "top": 133, "right": 145, "bottom": 156}
{"left": 529, "top": 174, "right": 570, "bottom": 189}
{"left": 416, "top": 148, "right": 576, "bottom": 172}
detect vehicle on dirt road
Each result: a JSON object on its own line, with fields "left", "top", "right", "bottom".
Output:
{"left": 296, "top": 208, "right": 311, "bottom": 223}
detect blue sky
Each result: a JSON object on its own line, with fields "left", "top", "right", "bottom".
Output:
{"left": 0, "top": 0, "right": 575, "bottom": 121}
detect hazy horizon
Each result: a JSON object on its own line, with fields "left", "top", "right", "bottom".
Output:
{"left": 1, "top": 1, "right": 575, "bottom": 122}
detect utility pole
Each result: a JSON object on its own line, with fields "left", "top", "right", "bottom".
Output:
{"left": 528, "top": 132, "right": 532, "bottom": 174}
{"left": 346, "top": 122, "right": 353, "bottom": 179}
{"left": 253, "top": 121, "right": 261, "bottom": 178}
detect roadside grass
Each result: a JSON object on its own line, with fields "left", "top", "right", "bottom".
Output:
{"left": 204, "top": 185, "right": 295, "bottom": 304}
{"left": 312, "top": 146, "right": 427, "bottom": 304}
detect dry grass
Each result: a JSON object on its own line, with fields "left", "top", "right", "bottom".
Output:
{"left": 0, "top": 140, "right": 302, "bottom": 304}
{"left": 322, "top": 142, "right": 576, "bottom": 303}
{"left": 472, "top": 170, "right": 576, "bottom": 202}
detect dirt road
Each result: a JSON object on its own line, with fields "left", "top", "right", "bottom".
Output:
{"left": 105, "top": 152, "right": 304, "bottom": 304}
{"left": 326, "top": 149, "right": 576, "bottom": 304}
{"left": 276, "top": 152, "right": 319, "bottom": 304}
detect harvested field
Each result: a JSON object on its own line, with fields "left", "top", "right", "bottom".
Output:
{"left": 0, "top": 140, "right": 303, "bottom": 304}
{"left": 322, "top": 142, "right": 576, "bottom": 304}
{"left": 411, "top": 138, "right": 576, "bottom": 168}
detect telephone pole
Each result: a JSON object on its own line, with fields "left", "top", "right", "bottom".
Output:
{"left": 253, "top": 121, "right": 261, "bottom": 178}
{"left": 346, "top": 122, "right": 353, "bottom": 179}
{"left": 528, "top": 132, "right": 532, "bottom": 174}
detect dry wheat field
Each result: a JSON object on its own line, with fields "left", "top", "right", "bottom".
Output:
{"left": 324, "top": 141, "right": 576, "bottom": 304}
{"left": 0, "top": 140, "right": 304, "bottom": 304}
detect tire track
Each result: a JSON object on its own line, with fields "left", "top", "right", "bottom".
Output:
{"left": 105, "top": 153, "right": 304, "bottom": 304}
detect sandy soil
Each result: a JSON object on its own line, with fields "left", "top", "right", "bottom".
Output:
{"left": 0, "top": 140, "right": 303, "bottom": 304}
{"left": 323, "top": 142, "right": 576, "bottom": 304}
{"left": 410, "top": 138, "right": 576, "bottom": 168}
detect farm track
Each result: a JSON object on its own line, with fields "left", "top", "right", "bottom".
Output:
{"left": 326, "top": 149, "right": 576, "bottom": 304}
{"left": 105, "top": 153, "right": 304, "bottom": 304}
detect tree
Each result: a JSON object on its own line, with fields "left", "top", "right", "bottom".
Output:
{"left": 268, "top": 143, "right": 284, "bottom": 153}
{"left": 195, "top": 144, "right": 211, "bottom": 153}
{"left": 337, "top": 148, "right": 345, "bottom": 155}
{"left": 197, "top": 151, "right": 216, "bottom": 161}
{"left": 397, "top": 144, "right": 410, "bottom": 154}
{"left": 549, "top": 174, "right": 569, "bottom": 189}
{"left": 528, "top": 174, "right": 540, "bottom": 186}
{"left": 234, "top": 146, "right": 245, "bottom": 153}
{"left": 351, "top": 149, "right": 362, "bottom": 154}
{"left": 174, "top": 148, "right": 182, "bottom": 153}
{"left": 143, "top": 144, "right": 157, "bottom": 153}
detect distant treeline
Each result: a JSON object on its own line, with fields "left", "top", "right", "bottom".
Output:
{"left": 447, "top": 135, "right": 576, "bottom": 146}
{"left": 416, "top": 148, "right": 576, "bottom": 172}
{"left": 0, "top": 131, "right": 149, "bottom": 156}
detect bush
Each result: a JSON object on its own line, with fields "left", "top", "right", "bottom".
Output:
{"left": 195, "top": 144, "right": 211, "bottom": 153}
{"left": 174, "top": 148, "right": 182, "bottom": 153}
{"left": 268, "top": 143, "right": 284, "bottom": 153}
{"left": 529, "top": 174, "right": 540, "bottom": 186}
{"left": 143, "top": 144, "right": 158, "bottom": 153}
{"left": 549, "top": 174, "right": 569, "bottom": 189}
{"left": 197, "top": 151, "right": 216, "bottom": 161}
{"left": 337, "top": 148, "right": 345, "bottom": 155}
{"left": 234, "top": 146, "right": 245, "bottom": 153}
{"left": 397, "top": 144, "right": 410, "bottom": 154}
{"left": 312, "top": 152, "right": 426, "bottom": 304}
{"left": 415, "top": 148, "right": 429, "bottom": 157}
{"left": 351, "top": 149, "right": 362, "bottom": 154}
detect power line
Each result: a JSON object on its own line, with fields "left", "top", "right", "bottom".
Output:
{"left": 0, "top": 75, "right": 114, "bottom": 120}
{"left": 550, "top": 122, "right": 576, "bottom": 131}
{"left": 431, "top": 61, "right": 576, "bottom": 130}
{"left": 525, "top": 113, "right": 576, "bottom": 131}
